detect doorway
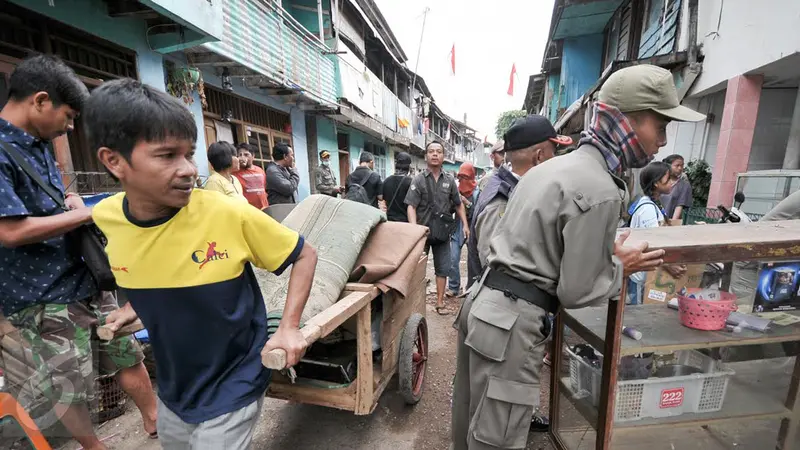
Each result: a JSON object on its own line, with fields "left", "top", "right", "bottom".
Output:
{"left": 337, "top": 132, "right": 350, "bottom": 181}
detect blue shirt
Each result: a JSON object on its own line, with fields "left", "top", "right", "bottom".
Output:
{"left": 0, "top": 119, "right": 96, "bottom": 315}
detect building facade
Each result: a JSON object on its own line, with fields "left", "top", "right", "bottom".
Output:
{"left": 0, "top": 0, "right": 223, "bottom": 193}
{"left": 526, "top": 0, "right": 800, "bottom": 212}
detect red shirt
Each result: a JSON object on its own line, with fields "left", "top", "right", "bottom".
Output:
{"left": 233, "top": 166, "right": 269, "bottom": 210}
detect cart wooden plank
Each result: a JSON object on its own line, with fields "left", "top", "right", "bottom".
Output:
{"left": 563, "top": 304, "right": 800, "bottom": 356}
{"left": 621, "top": 220, "right": 800, "bottom": 264}
{"left": 267, "top": 378, "right": 357, "bottom": 411}
{"left": 262, "top": 287, "right": 379, "bottom": 369}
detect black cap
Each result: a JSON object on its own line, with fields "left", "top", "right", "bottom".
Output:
{"left": 395, "top": 151, "right": 411, "bottom": 167}
{"left": 503, "top": 115, "right": 572, "bottom": 151}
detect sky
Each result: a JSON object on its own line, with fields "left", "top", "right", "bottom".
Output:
{"left": 373, "top": 0, "right": 555, "bottom": 141}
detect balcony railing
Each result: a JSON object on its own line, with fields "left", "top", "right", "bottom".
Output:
{"left": 426, "top": 130, "right": 456, "bottom": 162}
{"left": 204, "top": 0, "right": 337, "bottom": 106}
{"left": 336, "top": 47, "right": 414, "bottom": 144}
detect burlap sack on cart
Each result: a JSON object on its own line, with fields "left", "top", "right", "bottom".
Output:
{"left": 255, "top": 195, "right": 385, "bottom": 339}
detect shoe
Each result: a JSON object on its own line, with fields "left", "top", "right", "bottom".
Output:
{"left": 530, "top": 414, "right": 549, "bottom": 432}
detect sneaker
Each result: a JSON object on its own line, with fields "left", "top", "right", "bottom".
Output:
{"left": 530, "top": 414, "right": 549, "bottom": 432}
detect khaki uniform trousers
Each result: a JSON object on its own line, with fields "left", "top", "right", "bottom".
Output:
{"left": 451, "top": 275, "right": 548, "bottom": 450}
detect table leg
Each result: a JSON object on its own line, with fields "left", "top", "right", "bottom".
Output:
{"left": 549, "top": 310, "right": 566, "bottom": 449}
{"left": 777, "top": 354, "right": 800, "bottom": 450}
{"left": 596, "top": 282, "right": 626, "bottom": 450}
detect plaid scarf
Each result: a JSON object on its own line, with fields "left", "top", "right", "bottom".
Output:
{"left": 578, "top": 102, "right": 651, "bottom": 174}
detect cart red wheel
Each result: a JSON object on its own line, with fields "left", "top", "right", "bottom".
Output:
{"left": 398, "top": 313, "right": 428, "bottom": 405}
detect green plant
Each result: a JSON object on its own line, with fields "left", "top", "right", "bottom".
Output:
{"left": 684, "top": 159, "right": 712, "bottom": 207}
{"left": 166, "top": 63, "right": 204, "bottom": 106}
{"left": 495, "top": 110, "right": 528, "bottom": 139}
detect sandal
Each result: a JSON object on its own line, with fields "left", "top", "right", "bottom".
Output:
{"left": 435, "top": 305, "right": 450, "bottom": 315}
{"left": 148, "top": 431, "right": 158, "bottom": 439}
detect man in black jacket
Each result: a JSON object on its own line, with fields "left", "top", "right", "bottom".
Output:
{"left": 266, "top": 142, "right": 300, "bottom": 204}
{"left": 382, "top": 152, "right": 413, "bottom": 221}
{"left": 346, "top": 151, "right": 383, "bottom": 208}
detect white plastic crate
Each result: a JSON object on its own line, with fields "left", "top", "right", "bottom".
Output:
{"left": 566, "top": 347, "right": 735, "bottom": 422}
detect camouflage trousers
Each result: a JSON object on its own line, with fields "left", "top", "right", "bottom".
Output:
{"left": 2, "top": 292, "right": 144, "bottom": 409}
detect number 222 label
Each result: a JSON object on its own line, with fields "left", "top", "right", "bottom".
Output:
{"left": 659, "top": 388, "right": 684, "bottom": 408}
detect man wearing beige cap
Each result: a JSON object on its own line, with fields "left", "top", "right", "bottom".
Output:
{"left": 451, "top": 64, "right": 704, "bottom": 449}
{"left": 315, "top": 150, "right": 341, "bottom": 197}
{"left": 478, "top": 140, "right": 505, "bottom": 192}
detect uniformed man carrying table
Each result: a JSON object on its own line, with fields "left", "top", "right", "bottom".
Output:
{"left": 451, "top": 64, "right": 706, "bottom": 450}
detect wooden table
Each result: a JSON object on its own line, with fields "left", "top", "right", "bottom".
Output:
{"left": 549, "top": 220, "right": 800, "bottom": 450}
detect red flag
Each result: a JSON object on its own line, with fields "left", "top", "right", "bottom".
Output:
{"left": 507, "top": 63, "right": 517, "bottom": 96}
{"left": 450, "top": 44, "right": 456, "bottom": 75}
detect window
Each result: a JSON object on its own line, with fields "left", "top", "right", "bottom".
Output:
{"left": 247, "top": 129, "right": 272, "bottom": 171}
{"left": 365, "top": 142, "right": 387, "bottom": 179}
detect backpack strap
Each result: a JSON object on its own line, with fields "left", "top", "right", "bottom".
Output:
{"left": 387, "top": 176, "right": 406, "bottom": 209}
{"left": 0, "top": 141, "right": 65, "bottom": 210}
{"left": 629, "top": 199, "right": 660, "bottom": 225}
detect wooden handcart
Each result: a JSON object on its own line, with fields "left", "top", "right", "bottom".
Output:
{"left": 261, "top": 253, "right": 429, "bottom": 414}
{"left": 549, "top": 220, "right": 800, "bottom": 449}
{"left": 98, "top": 251, "right": 430, "bottom": 416}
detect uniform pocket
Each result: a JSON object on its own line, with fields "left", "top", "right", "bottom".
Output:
{"left": 472, "top": 376, "right": 539, "bottom": 449}
{"left": 464, "top": 301, "right": 518, "bottom": 362}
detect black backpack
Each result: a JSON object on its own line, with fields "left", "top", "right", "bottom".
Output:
{"left": 345, "top": 172, "right": 371, "bottom": 204}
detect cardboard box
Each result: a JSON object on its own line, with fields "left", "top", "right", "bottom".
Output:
{"left": 643, "top": 265, "right": 705, "bottom": 304}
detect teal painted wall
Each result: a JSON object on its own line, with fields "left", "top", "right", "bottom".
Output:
{"left": 288, "top": 0, "right": 332, "bottom": 38}
{"left": 547, "top": 73, "right": 562, "bottom": 124}
{"left": 561, "top": 33, "right": 604, "bottom": 108}
{"left": 316, "top": 117, "right": 341, "bottom": 183}
{"left": 11, "top": 0, "right": 167, "bottom": 91}
{"left": 443, "top": 162, "right": 461, "bottom": 174}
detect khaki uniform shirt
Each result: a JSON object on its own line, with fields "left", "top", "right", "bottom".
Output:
{"left": 487, "top": 145, "right": 627, "bottom": 309}
{"left": 315, "top": 164, "right": 338, "bottom": 196}
{"left": 404, "top": 169, "right": 461, "bottom": 226}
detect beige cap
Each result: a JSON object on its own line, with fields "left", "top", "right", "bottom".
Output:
{"left": 598, "top": 64, "right": 706, "bottom": 122}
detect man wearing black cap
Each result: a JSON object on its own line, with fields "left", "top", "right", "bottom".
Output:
{"left": 382, "top": 152, "right": 413, "bottom": 222}
{"left": 451, "top": 64, "right": 701, "bottom": 450}
{"left": 466, "top": 115, "right": 571, "bottom": 290}
{"left": 315, "top": 150, "right": 340, "bottom": 197}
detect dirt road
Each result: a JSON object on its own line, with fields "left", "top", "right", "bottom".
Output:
{"left": 57, "top": 260, "right": 554, "bottom": 450}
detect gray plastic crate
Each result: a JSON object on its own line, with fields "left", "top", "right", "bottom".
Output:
{"left": 567, "top": 347, "right": 735, "bottom": 422}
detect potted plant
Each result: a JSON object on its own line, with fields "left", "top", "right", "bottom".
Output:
{"left": 166, "top": 62, "right": 206, "bottom": 108}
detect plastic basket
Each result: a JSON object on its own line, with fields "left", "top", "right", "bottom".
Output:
{"left": 567, "top": 347, "right": 734, "bottom": 422}
{"left": 678, "top": 291, "right": 737, "bottom": 331}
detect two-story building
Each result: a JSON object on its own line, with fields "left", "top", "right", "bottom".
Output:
{"left": 526, "top": 0, "right": 800, "bottom": 212}
{"left": 0, "top": 0, "right": 224, "bottom": 193}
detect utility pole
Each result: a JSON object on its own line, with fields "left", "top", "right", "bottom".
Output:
{"left": 410, "top": 7, "right": 430, "bottom": 98}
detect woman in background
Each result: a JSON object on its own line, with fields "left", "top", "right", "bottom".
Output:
{"left": 627, "top": 161, "right": 685, "bottom": 304}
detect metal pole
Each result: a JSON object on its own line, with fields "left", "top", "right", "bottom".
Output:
{"left": 410, "top": 7, "right": 430, "bottom": 99}
{"left": 317, "top": 0, "right": 325, "bottom": 42}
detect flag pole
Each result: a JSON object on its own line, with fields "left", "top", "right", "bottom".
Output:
{"left": 410, "top": 6, "right": 430, "bottom": 101}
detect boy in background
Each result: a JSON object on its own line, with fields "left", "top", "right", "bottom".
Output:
{"left": 85, "top": 79, "right": 317, "bottom": 449}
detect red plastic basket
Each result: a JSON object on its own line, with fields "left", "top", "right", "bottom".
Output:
{"left": 677, "top": 290, "right": 737, "bottom": 331}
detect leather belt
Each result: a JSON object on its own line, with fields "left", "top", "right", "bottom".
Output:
{"left": 483, "top": 268, "right": 557, "bottom": 314}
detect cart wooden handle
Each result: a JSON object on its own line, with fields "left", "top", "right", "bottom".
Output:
{"left": 97, "top": 319, "right": 145, "bottom": 341}
{"left": 261, "top": 288, "right": 379, "bottom": 370}
{"left": 262, "top": 325, "right": 322, "bottom": 370}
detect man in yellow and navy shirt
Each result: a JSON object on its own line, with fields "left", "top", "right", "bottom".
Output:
{"left": 85, "top": 79, "right": 317, "bottom": 449}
